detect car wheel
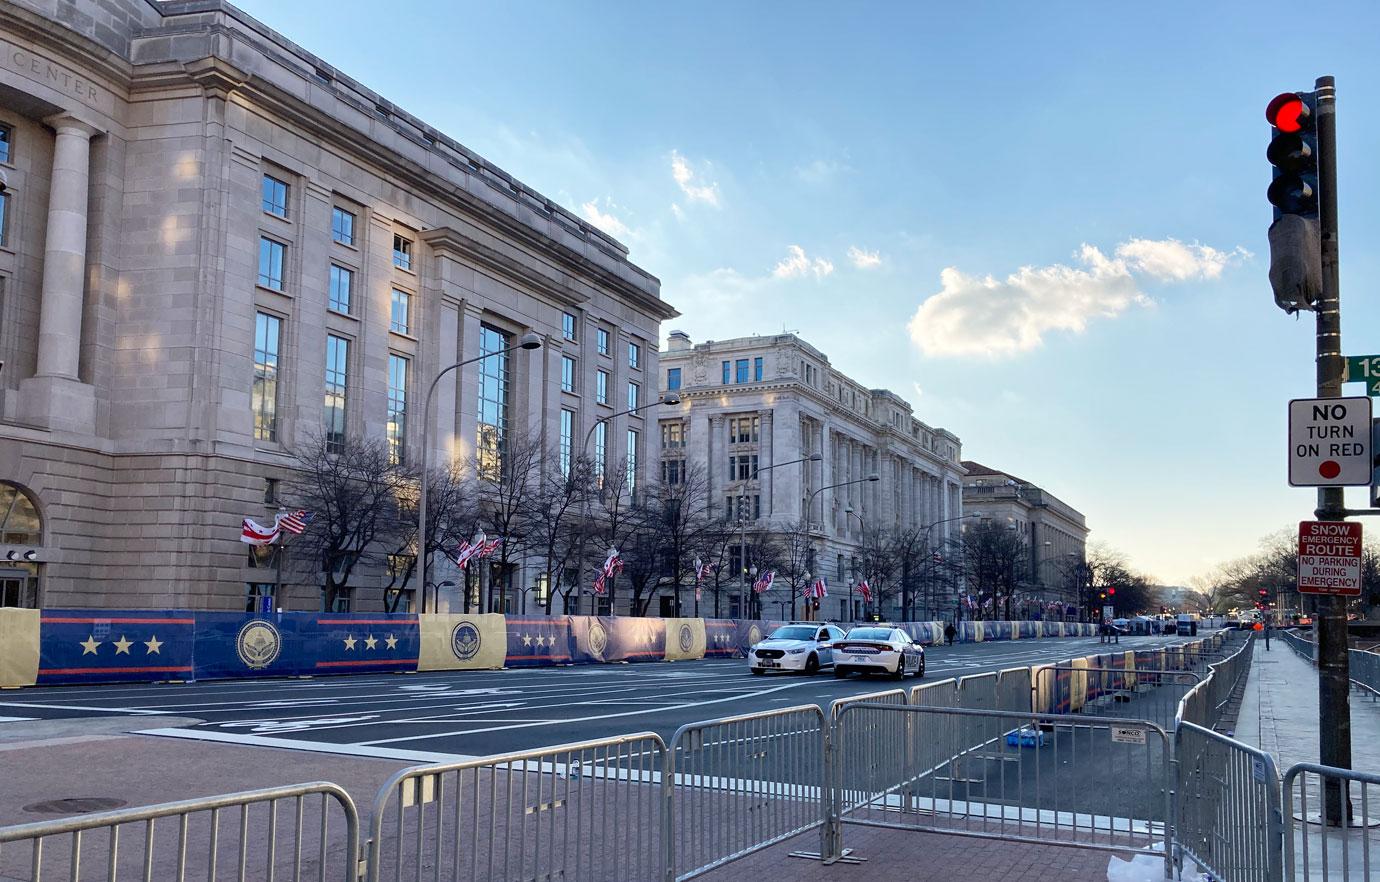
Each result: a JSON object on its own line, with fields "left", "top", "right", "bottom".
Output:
{"left": 889, "top": 660, "right": 905, "bottom": 680}
{"left": 804, "top": 654, "right": 819, "bottom": 676}
{"left": 915, "top": 658, "right": 925, "bottom": 679}
{"left": 833, "top": 666, "right": 849, "bottom": 679}
{"left": 750, "top": 667, "right": 765, "bottom": 676}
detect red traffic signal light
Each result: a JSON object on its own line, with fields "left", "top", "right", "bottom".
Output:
{"left": 1258, "top": 588, "right": 1269, "bottom": 597}
{"left": 1108, "top": 587, "right": 1116, "bottom": 596}
{"left": 1266, "top": 93, "right": 1311, "bottom": 133}
{"left": 1266, "top": 91, "right": 1319, "bottom": 218}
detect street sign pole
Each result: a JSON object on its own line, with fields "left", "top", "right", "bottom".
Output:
{"left": 1312, "top": 75, "right": 1352, "bottom": 825}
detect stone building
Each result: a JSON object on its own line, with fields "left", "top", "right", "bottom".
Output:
{"left": 960, "top": 460, "right": 1089, "bottom": 608}
{"left": 656, "top": 331, "right": 966, "bottom": 622}
{"left": 0, "top": 0, "right": 675, "bottom": 611}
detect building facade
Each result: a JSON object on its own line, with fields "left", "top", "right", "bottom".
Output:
{"left": 657, "top": 332, "right": 966, "bottom": 622}
{"left": 0, "top": 0, "right": 675, "bottom": 611}
{"left": 960, "top": 461, "right": 1089, "bottom": 609}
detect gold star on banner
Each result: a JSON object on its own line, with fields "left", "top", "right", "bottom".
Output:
{"left": 80, "top": 635, "right": 100, "bottom": 655}
{"left": 364, "top": 634, "right": 378, "bottom": 650}
{"left": 385, "top": 634, "right": 398, "bottom": 650}
{"left": 522, "top": 634, "right": 532, "bottom": 646}
{"left": 113, "top": 635, "right": 133, "bottom": 655}
{"left": 144, "top": 635, "right": 163, "bottom": 655}
{"left": 343, "top": 635, "right": 357, "bottom": 651}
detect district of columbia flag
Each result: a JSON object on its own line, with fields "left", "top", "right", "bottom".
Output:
{"left": 804, "top": 577, "right": 828, "bottom": 599}
{"left": 241, "top": 517, "right": 279, "bottom": 545}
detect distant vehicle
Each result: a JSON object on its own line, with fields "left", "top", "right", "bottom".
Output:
{"left": 748, "top": 622, "right": 846, "bottom": 676}
{"left": 831, "top": 626, "right": 925, "bottom": 680}
{"left": 1176, "top": 613, "right": 1200, "bottom": 636}
{"left": 1161, "top": 615, "right": 1179, "bottom": 635}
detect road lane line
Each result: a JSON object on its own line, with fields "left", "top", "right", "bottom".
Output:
{"left": 135, "top": 727, "right": 477, "bottom": 763}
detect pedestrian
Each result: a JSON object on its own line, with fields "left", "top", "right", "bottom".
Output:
{"left": 944, "top": 621, "right": 956, "bottom": 646}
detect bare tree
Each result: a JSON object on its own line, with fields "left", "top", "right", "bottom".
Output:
{"left": 526, "top": 454, "right": 596, "bottom": 614}
{"left": 469, "top": 430, "right": 544, "bottom": 613}
{"left": 963, "top": 520, "right": 1028, "bottom": 619}
{"left": 757, "top": 519, "right": 815, "bottom": 620}
{"left": 588, "top": 456, "right": 643, "bottom": 615}
{"left": 647, "top": 461, "right": 715, "bottom": 617}
{"left": 381, "top": 463, "right": 478, "bottom": 612}
{"left": 288, "top": 435, "right": 407, "bottom": 611}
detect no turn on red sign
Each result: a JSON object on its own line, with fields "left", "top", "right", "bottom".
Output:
{"left": 1297, "top": 521, "right": 1363, "bottom": 596}
{"left": 1288, "top": 397, "right": 1373, "bottom": 486}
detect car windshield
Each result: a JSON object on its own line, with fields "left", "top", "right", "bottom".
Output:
{"left": 845, "top": 628, "right": 894, "bottom": 641}
{"left": 767, "top": 626, "right": 818, "bottom": 641}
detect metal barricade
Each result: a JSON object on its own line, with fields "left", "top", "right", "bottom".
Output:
{"left": 664, "top": 705, "right": 826, "bottom": 880}
{"left": 1352, "top": 648, "right": 1380, "bottom": 700}
{"left": 0, "top": 783, "right": 360, "bottom": 882}
{"left": 1174, "top": 721, "right": 1282, "bottom": 882}
{"left": 366, "top": 732, "right": 666, "bottom": 882}
{"left": 1036, "top": 666, "right": 1200, "bottom": 732}
{"left": 995, "top": 666, "right": 1032, "bottom": 713}
{"left": 1283, "top": 763, "right": 1380, "bottom": 881}
{"left": 829, "top": 703, "right": 1172, "bottom": 874}
{"left": 1177, "top": 635, "right": 1256, "bottom": 731}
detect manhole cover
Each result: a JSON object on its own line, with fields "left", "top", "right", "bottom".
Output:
{"left": 23, "top": 797, "right": 127, "bottom": 815}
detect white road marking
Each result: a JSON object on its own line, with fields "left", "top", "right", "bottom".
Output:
{"left": 136, "top": 727, "right": 477, "bottom": 763}
{"left": 0, "top": 701, "right": 164, "bottom": 715}
{"left": 0, "top": 715, "right": 36, "bottom": 722}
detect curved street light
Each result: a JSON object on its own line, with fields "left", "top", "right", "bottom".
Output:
{"left": 419, "top": 331, "right": 542, "bottom": 614}
{"left": 582, "top": 392, "right": 682, "bottom": 456}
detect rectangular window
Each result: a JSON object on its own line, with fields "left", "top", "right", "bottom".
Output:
{"left": 387, "top": 354, "right": 408, "bottom": 465}
{"left": 593, "top": 422, "right": 606, "bottom": 488}
{"left": 666, "top": 367, "right": 681, "bottom": 391}
{"left": 0, "top": 193, "right": 9, "bottom": 247}
{"left": 627, "top": 381, "right": 639, "bottom": 410}
{"left": 562, "top": 312, "right": 577, "bottom": 341}
{"left": 627, "top": 429, "right": 638, "bottom": 496}
{"left": 258, "top": 237, "right": 285, "bottom": 290}
{"left": 331, "top": 206, "right": 355, "bottom": 245}
{"left": 728, "top": 454, "right": 759, "bottom": 481}
{"left": 252, "top": 312, "right": 281, "bottom": 441}
{"left": 324, "top": 335, "right": 350, "bottom": 453}
{"left": 661, "top": 421, "right": 684, "bottom": 449}
{"left": 596, "top": 369, "right": 609, "bottom": 405}
{"left": 393, "top": 234, "right": 413, "bottom": 270}
{"left": 477, "top": 324, "right": 511, "bottom": 478}
{"left": 559, "top": 409, "right": 575, "bottom": 477}
{"left": 561, "top": 355, "right": 577, "bottom": 393}
{"left": 261, "top": 174, "right": 288, "bottom": 217}
{"left": 722, "top": 361, "right": 730, "bottom": 384}
{"left": 729, "top": 415, "right": 761, "bottom": 443}
{"left": 0, "top": 125, "right": 11, "bottom": 164}
{"left": 597, "top": 328, "right": 610, "bottom": 355}
{"left": 662, "top": 459, "right": 682, "bottom": 485}
{"left": 838, "top": 554, "right": 845, "bottom": 583}
{"left": 328, "top": 264, "right": 352, "bottom": 314}
{"left": 390, "top": 289, "right": 411, "bottom": 334}
{"left": 735, "top": 358, "right": 749, "bottom": 384}
{"left": 628, "top": 342, "right": 641, "bottom": 369}
{"left": 754, "top": 357, "right": 763, "bottom": 382}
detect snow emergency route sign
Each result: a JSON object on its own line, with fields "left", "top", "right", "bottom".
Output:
{"left": 1288, "top": 397, "right": 1372, "bottom": 486}
{"left": 1297, "top": 521, "right": 1363, "bottom": 596}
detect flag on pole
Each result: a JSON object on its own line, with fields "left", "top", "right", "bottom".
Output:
{"left": 694, "top": 560, "right": 706, "bottom": 601}
{"left": 453, "top": 541, "right": 476, "bottom": 568}
{"left": 752, "top": 570, "right": 775, "bottom": 594}
{"left": 477, "top": 537, "right": 502, "bottom": 558}
{"left": 594, "top": 548, "right": 622, "bottom": 595}
{"left": 240, "top": 517, "right": 280, "bottom": 545}
{"left": 857, "top": 579, "right": 874, "bottom": 603}
{"left": 804, "top": 577, "right": 828, "bottom": 599}
{"left": 275, "top": 510, "right": 312, "bottom": 535}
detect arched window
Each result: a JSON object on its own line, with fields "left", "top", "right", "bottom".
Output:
{"left": 0, "top": 483, "right": 41, "bottom": 545}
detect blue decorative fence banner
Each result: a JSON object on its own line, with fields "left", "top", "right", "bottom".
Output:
{"left": 703, "top": 619, "right": 741, "bottom": 657}
{"left": 37, "top": 609, "right": 196, "bottom": 685}
{"left": 192, "top": 612, "right": 419, "bottom": 680}
{"left": 504, "top": 617, "right": 573, "bottom": 667}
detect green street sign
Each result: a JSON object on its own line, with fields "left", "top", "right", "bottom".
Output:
{"left": 1345, "top": 355, "right": 1380, "bottom": 396}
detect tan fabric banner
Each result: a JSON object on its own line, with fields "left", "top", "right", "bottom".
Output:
{"left": 0, "top": 608, "right": 39, "bottom": 688}
{"left": 1070, "top": 657, "right": 1090, "bottom": 711}
{"left": 418, "top": 614, "right": 507, "bottom": 671}
{"left": 663, "top": 618, "right": 706, "bottom": 661}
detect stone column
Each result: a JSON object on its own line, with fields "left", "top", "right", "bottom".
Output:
{"left": 20, "top": 115, "right": 100, "bottom": 432}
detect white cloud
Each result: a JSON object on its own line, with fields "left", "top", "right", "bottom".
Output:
{"left": 670, "top": 150, "right": 720, "bottom": 207}
{"left": 848, "top": 246, "right": 882, "bottom": 270}
{"left": 795, "top": 158, "right": 848, "bottom": 185}
{"left": 1113, "top": 238, "right": 1249, "bottom": 281}
{"left": 579, "top": 199, "right": 631, "bottom": 239}
{"left": 772, "top": 245, "right": 834, "bottom": 280}
{"left": 907, "top": 236, "right": 1248, "bottom": 359}
{"left": 670, "top": 203, "right": 685, "bottom": 221}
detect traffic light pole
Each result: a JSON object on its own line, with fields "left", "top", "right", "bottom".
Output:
{"left": 1312, "top": 74, "right": 1353, "bottom": 826}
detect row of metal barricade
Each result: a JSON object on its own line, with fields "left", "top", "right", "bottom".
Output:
{"left": 2, "top": 631, "right": 1375, "bottom": 881}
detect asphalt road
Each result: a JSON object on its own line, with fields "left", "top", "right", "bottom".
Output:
{"left": 0, "top": 633, "right": 1199, "bottom": 762}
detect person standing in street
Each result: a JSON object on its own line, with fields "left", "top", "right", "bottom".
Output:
{"left": 944, "top": 621, "right": 956, "bottom": 646}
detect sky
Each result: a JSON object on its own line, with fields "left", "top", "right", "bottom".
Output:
{"left": 230, "top": 0, "right": 1380, "bottom": 585}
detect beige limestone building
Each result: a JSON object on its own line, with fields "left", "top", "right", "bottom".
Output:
{"left": 0, "top": 0, "right": 675, "bottom": 611}
{"left": 960, "top": 460, "right": 1089, "bottom": 606}
{"left": 657, "top": 331, "right": 966, "bottom": 622}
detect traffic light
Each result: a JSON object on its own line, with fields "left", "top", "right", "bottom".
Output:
{"left": 1108, "top": 587, "right": 1116, "bottom": 597}
{"left": 1266, "top": 90, "right": 1323, "bottom": 313}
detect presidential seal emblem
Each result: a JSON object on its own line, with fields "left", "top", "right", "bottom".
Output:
{"left": 747, "top": 624, "right": 763, "bottom": 646}
{"left": 451, "top": 622, "right": 482, "bottom": 661}
{"left": 588, "top": 620, "right": 608, "bottom": 659}
{"left": 236, "top": 620, "right": 281, "bottom": 670}
{"left": 678, "top": 623, "right": 694, "bottom": 653}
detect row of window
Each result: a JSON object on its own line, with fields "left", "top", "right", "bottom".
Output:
{"left": 655, "top": 416, "right": 761, "bottom": 450}
{"left": 560, "top": 356, "right": 645, "bottom": 409}
{"left": 260, "top": 236, "right": 415, "bottom": 333}
{"left": 555, "top": 407, "right": 640, "bottom": 492}
{"left": 263, "top": 172, "right": 410, "bottom": 264}
{"left": 721, "top": 357, "right": 764, "bottom": 385}
{"left": 560, "top": 312, "right": 642, "bottom": 369}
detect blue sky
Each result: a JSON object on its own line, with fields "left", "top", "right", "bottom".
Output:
{"left": 233, "top": 0, "right": 1380, "bottom": 584}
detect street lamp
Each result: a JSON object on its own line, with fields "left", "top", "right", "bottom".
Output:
{"left": 751, "top": 452, "right": 823, "bottom": 480}
{"left": 920, "top": 512, "right": 978, "bottom": 622}
{"left": 419, "top": 331, "right": 542, "bottom": 614}
{"left": 845, "top": 505, "right": 865, "bottom": 620}
{"left": 800, "top": 474, "right": 877, "bottom": 621}
{"left": 583, "top": 392, "right": 682, "bottom": 456}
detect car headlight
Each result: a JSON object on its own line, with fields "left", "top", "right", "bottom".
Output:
{"left": 787, "top": 647, "right": 807, "bottom": 654}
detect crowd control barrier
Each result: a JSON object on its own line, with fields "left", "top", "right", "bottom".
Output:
{"left": 1175, "top": 721, "right": 1282, "bottom": 882}
{"left": 0, "top": 783, "right": 360, "bottom": 882}
{"left": 1283, "top": 762, "right": 1380, "bottom": 881}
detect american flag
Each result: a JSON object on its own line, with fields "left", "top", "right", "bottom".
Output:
{"left": 477, "top": 537, "right": 502, "bottom": 558}
{"left": 857, "top": 579, "right": 874, "bottom": 603}
{"left": 752, "top": 570, "right": 775, "bottom": 594}
{"left": 593, "top": 548, "right": 622, "bottom": 595}
{"left": 804, "top": 577, "right": 828, "bottom": 599}
{"left": 275, "top": 510, "right": 312, "bottom": 535}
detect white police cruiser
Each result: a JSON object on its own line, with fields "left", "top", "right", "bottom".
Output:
{"left": 748, "top": 622, "right": 847, "bottom": 676}
{"left": 832, "top": 625, "right": 925, "bottom": 679}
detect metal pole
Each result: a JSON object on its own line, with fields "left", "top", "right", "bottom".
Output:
{"left": 1312, "top": 74, "right": 1353, "bottom": 825}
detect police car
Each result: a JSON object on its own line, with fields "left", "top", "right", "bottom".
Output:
{"left": 748, "top": 622, "right": 847, "bottom": 676}
{"left": 831, "top": 625, "right": 925, "bottom": 679}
